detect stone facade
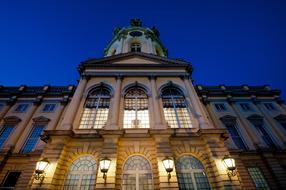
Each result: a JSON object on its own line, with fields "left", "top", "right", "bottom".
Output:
{"left": 0, "top": 20, "right": 285, "bottom": 189}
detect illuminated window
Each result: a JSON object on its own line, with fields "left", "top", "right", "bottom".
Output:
{"left": 122, "top": 155, "right": 153, "bottom": 190}
{"left": 162, "top": 86, "right": 192, "bottom": 128}
{"left": 64, "top": 156, "right": 97, "bottom": 190}
{"left": 176, "top": 155, "right": 211, "bottom": 190}
{"left": 131, "top": 43, "right": 141, "bottom": 52}
{"left": 123, "top": 87, "right": 149, "bottom": 128}
{"left": 0, "top": 125, "right": 14, "bottom": 148}
{"left": 21, "top": 125, "right": 45, "bottom": 153}
{"left": 79, "top": 86, "right": 111, "bottom": 129}
{"left": 248, "top": 167, "right": 269, "bottom": 190}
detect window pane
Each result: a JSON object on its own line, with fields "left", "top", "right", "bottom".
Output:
{"left": 225, "top": 124, "right": 247, "bottom": 150}
{"left": 194, "top": 172, "right": 211, "bottom": 190}
{"left": 79, "top": 87, "right": 110, "bottom": 129}
{"left": 248, "top": 167, "right": 270, "bottom": 190}
{"left": 255, "top": 124, "right": 276, "bottom": 148}
{"left": 21, "top": 125, "right": 44, "bottom": 153}
{"left": 0, "top": 125, "right": 14, "bottom": 148}
{"left": 2, "top": 172, "right": 21, "bottom": 188}
{"left": 123, "top": 87, "right": 149, "bottom": 128}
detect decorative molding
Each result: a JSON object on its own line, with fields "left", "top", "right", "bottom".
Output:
{"left": 3, "top": 116, "right": 21, "bottom": 124}
{"left": 33, "top": 116, "right": 51, "bottom": 123}
{"left": 274, "top": 114, "right": 286, "bottom": 122}
{"left": 220, "top": 115, "right": 237, "bottom": 125}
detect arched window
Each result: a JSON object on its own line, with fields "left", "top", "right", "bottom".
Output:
{"left": 124, "top": 87, "right": 149, "bottom": 128}
{"left": 122, "top": 155, "right": 153, "bottom": 190}
{"left": 131, "top": 43, "right": 141, "bottom": 52}
{"left": 79, "top": 86, "right": 111, "bottom": 129}
{"left": 161, "top": 86, "right": 192, "bottom": 128}
{"left": 64, "top": 156, "right": 97, "bottom": 189}
{"left": 176, "top": 155, "right": 211, "bottom": 190}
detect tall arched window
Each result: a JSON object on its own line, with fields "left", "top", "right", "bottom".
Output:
{"left": 64, "top": 156, "right": 97, "bottom": 189}
{"left": 79, "top": 86, "right": 111, "bottom": 129}
{"left": 176, "top": 155, "right": 211, "bottom": 190}
{"left": 161, "top": 86, "right": 192, "bottom": 128}
{"left": 122, "top": 155, "right": 153, "bottom": 190}
{"left": 124, "top": 87, "right": 149, "bottom": 128}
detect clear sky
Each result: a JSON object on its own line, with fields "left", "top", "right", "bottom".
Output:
{"left": 0, "top": 0, "right": 285, "bottom": 99}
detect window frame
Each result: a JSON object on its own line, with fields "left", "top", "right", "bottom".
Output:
{"left": 130, "top": 43, "right": 141, "bottom": 52}
{"left": 42, "top": 103, "right": 57, "bottom": 112}
{"left": 240, "top": 103, "right": 252, "bottom": 111}
{"left": 248, "top": 167, "right": 270, "bottom": 190}
{"left": 264, "top": 103, "right": 276, "bottom": 111}
{"left": 1, "top": 171, "right": 21, "bottom": 189}
{"left": 14, "top": 103, "right": 29, "bottom": 113}
{"left": 0, "top": 125, "right": 15, "bottom": 149}
{"left": 20, "top": 124, "right": 45, "bottom": 154}
{"left": 214, "top": 103, "right": 227, "bottom": 112}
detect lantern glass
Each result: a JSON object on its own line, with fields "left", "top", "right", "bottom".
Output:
{"left": 36, "top": 159, "right": 49, "bottom": 173}
{"left": 162, "top": 158, "right": 174, "bottom": 172}
{"left": 100, "top": 158, "right": 111, "bottom": 172}
{"left": 222, "top": 156, "right": 236, "bottom": 170}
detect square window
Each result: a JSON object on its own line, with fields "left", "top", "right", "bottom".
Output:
{"left": 1, "top": 171, "right": 21, "bottom": 188}
{"left": 264, "top": 103, "right": 275, "bottom": 111}
{"left": 215, "top": 103, "right": 227, "bottom": 111}
{"left": 14, "top": 104, "right": 29, "bottom": 112}
{"left": 240, "top": 103, "right": 252, "bottom": 111}
{"left": 42, "top": 103, "right": 56, "bottom": 112}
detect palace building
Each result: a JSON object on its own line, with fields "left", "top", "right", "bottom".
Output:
{"left": 0, "top": 19, "right": 286, "bottom": 189}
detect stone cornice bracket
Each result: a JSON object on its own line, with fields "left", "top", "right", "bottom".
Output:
{"left": 180, "top": 74, "right": 191, "bottom": 81}
{"left": 251, "top": 95, "right": 260, "bottom": 105}
{"left": 81, "top": 74, "right": 90, "bottom": 81}
{"left": 6, "top": 96, "right": 17, "bottom": 106}
{"left": 201, "top": 95, "right": 209, "bottom": 105}
{"left": 116, "top": 74, "right": 124, "bottom": 80}
{"left": 60, "top": 95, "right": 70, "bottom": 105}
{"left": 33, "top": 96, "right": 43, "bottom": 105}
{"left": 226, "top": 95, "right": 235, "bottom": 104}
{"left": 148, "top": 75, "right": 157, "bottom": 80}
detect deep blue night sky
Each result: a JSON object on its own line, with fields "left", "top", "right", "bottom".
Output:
{"left": 0, "top": 0, "right": 285, "bottom": 98}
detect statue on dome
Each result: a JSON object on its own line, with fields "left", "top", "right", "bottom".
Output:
{"left": 130, "top": 18, "right": 142, "bottom": 27}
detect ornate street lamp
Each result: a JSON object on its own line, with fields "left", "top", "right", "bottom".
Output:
{"left": 222, "top": 155, "right": 236, "bottom": 176}
{"left": 162, "top": 157, "right": 174, "bottom": 182}
{"left": 99, "top": 158, "right": 111, "bottom": 183}
{"left": 34, "top": 158, "right": 49, "bottom": 181}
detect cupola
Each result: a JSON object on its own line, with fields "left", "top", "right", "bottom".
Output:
{"left": 104, "top": 18, "right": 168, "bottom": 57}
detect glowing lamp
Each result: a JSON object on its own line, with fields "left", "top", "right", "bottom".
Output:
{"left": 100, "top": 158, "right": 111, "bottom": 183}
{"left": 162, "top": 157, "right": 174, "bottom": 182}
{"left": 222, "top": 155, "right": 236, "bottom": 176}
{"left": 34, "top": 158, "right": 49, "bottom": 181}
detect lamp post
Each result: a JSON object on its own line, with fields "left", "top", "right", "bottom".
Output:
{"left": 99, "top": 158, "right": 111, "bottom": 184}
{"left": 34, "top": 158, "right": 49, "bottom": 181}
{"left": 222, "top": 155, "right": 236, "bottom": 176}
{"left": 162, "top": 157, "right": 174, "bottom": 183}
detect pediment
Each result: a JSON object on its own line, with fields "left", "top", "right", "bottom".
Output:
{"left": 274, "top": 114, "right": 286, "bottom": 122}
{"left": 111, "top": 57, "right": 158, "bottom": 64}
{"left": 33, "top": 116, "right": 50, "bottom": 123}
{"left": 4, "top": 116, "right": 21, "bottom": 124}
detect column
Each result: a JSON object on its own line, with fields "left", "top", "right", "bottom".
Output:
{"left": 59, "top": 77, "right": 88, "bottom": 130}
{"left": 228, "top": 101, "right": 262, "bottom": 149}
{"left": 108, "top": 76, "right": 122, "bottom": 129}
{"left": 182, "top": 77, "right": 210, "bottom": 128}
{"left": 205, "top": 101, "right": 222, "bottom": 128}
{"left": 150, "top": 77, "right": 165, "bottom": 129}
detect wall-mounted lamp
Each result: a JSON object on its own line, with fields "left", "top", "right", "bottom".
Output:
{"left": 99, "top": 158, "right": 111, "bottom": 183}
{"left": 222, "top": 155, "right": 236, "bottom": 176}
{"left": 162, "top": 157, "right": 174, "bottom": 182}
{"left": 34, "top": 158, "right": 49, "bottom": 181}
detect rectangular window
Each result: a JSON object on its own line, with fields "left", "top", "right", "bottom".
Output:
{"left": 14, "top": 103, "right": 29, "bottom": 112}
{"left": 21, "top": 125, "right": 44, "bottom": 154}
{"left": 254, "top": 124, "right": 276, "bottom": 148}
{"left": 1, "top": 171, "right": 21, "bottom": 189}
{"left": 225, "top": 123, "right": 247, "bottom": 150}
{"left": 248, "top": 167, "right": 270, "bottom": 190}
{"left": 42, "top": 103, "right": 56, "bottom": 112}
{"left": 0, "top": 125, "right": 14, "bottom": 148}
{"left": 214, "top": 103, "right": 226, "bottom": 111}
{"left": 240, "top": 103, "right": 252, "bottom": 111}
{"left": 264, "top": 103, "right": 275, "bottom": 111}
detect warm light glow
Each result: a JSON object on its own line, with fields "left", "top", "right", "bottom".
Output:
{"left": 36, "top": 158, "right": 49, "bottom": 173}
{"left": 162, "top": 157, "right": 174, "bottom": 173}
{"left": 222, "top": 155, "right": 236, "bottom": 171}
{"left": 100, "top": 158, "right": 111, "bottom": 173}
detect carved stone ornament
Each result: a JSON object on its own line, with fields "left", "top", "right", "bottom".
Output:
{"left": 3, "top": 116, "right": 21, "bottom": 124}
{"left": 32, "top": 116, "right": 50, "bottom": 123}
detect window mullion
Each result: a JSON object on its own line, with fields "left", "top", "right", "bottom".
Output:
{"left": 92, "top": 97, "right": 100, "bottom": 128}
{"left": 172, "top": 96, "right": 181, "bottom": 128}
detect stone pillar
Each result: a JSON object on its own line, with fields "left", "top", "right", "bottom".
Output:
{"left": 108, "top": 76, "right": 122, "bottom": 129}
{"left": 255, "top": 103, "right": 285, "bottom": 147}
{"left": 150, "top": 77, "right": 165, "bottom": 129}
{"left": 154, "top": 134, "right": 178, "bottom": 189}
{"left": 96, "top": 135, "right": 119, "bottom": 190}
{"left": 59, "top": 77, "right": 88, "bottom": 130}
{"left": 182, "top": 78, "right": 210, "bottom": 128}
{"left": 228, "top": 101, "right": 262, "bottom": 149}
{"left": 3, "top": 97, "right": 41, "bottom": 152}
{"left": 205, "top": 102, "right": 222, "bottom": 128}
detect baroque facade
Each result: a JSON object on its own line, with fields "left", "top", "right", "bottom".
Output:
{"left": 0, "top": 19, "right": 286, "bottom": 190}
